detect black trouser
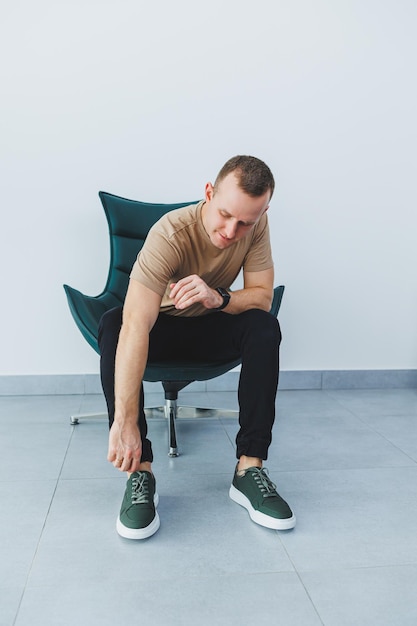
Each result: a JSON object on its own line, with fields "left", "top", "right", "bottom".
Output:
{"left": 98, "top": 307, "right": 281, "bottom": 463}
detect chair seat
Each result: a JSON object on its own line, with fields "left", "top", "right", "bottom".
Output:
{"left": 144, "top": 358, "right": 242, "bottom": 383}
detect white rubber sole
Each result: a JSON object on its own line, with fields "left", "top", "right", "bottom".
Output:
{"left": 229, "top": 484, "right": 296, "bottom": 530}
{"left": 116, "top": 493, "right": 160, "bottom": 540}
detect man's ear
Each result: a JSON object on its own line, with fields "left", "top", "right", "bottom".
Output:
{"left": 205, "top": 182, "right": 214, "bottom": 202}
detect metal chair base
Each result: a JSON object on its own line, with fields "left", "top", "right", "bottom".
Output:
{"left": 70, "top": 412, "right": 106, "bottom": 425}
{"left": 70, "top": 403, "right": 237, "bottom": 457}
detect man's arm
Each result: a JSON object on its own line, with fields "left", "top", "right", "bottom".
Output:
{"left": 223, "top": 267, "right": 274, "bottom": 314}
{"left": 107, "top": 279, "right": 162, "bottom": 473}
{"left": 169, "top": 267, "right": 274, "bottom": 315}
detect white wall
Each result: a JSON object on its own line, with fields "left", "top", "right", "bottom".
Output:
{"left": 1, "top": 0, "right": 416, "bottom": 376}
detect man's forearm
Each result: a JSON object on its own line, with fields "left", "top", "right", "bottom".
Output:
{"left": 114, "top": 324, "right": 149, "bottom": 425}
{"left": 223, "top": 286, "right": 273, "bottom": 315}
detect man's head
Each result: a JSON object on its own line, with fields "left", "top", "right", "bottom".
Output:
{"left": 213, "top": 155, "right": 275, "bottom": 200}
{"left": 202, "top": 155, "right": 274, "bottom": 250}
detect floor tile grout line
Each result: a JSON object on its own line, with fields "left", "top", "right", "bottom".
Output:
{"left": 218, "top": 416, "right": 239, "bottom": 455}
{"left": 354, "top": 426, "right": 417, "bottom": 466}
{"left": 322, "top": 389, "right": 417, "bottom": 465}
{"left": 11, "top": 589, "right": 25, "bottom": 626}
{"left": 12, "top": 423, "right": 77, "bottom": 625}
{"left": 275, "top": 533, "right": 326, "bottom": 626}
{"left": 323, "top": 388, "right": 417, "bottom": 419}
{"left": 294, "top": 561, "right": 417, "bottom": 576}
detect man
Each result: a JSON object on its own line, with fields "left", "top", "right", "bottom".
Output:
{"left": 98, "top": 155, "right": 296, "bottom": 539}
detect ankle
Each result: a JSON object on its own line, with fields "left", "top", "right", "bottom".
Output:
{"left": 138, "top": 461, "right": 152, "bottom": 473}
{"left": 237, "top": 456, "right": 262, "bottom": 474}
{"left": 127, "top": 461, "right": 152, "bottom": 477}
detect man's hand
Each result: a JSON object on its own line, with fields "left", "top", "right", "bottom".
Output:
{"left": 169, "top": 275, "right": 222, "bottom": 310}
{"left": 107, "top": 420, "right": 142, "bottom": 473}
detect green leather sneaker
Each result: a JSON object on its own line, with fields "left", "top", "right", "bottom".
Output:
{"left": 229, "top": 466, "right": 296, "bottom": 530}
{"left": 116, "top": 471, "right": 160, "bottom": 539}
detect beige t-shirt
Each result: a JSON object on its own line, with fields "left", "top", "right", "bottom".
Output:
{"left": 130, "top": 200, "right": 273, "bottom": 316}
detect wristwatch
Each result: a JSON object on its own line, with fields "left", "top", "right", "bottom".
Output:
{"left": 214, "top": 287, "right": 231, "bottom": 311}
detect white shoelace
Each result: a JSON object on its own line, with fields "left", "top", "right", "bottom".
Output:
{"left": 130, "top": 473, "right": 151, "bottom": 505}
{"left": 250, "top": 467, "right": 278, "bottom": 499}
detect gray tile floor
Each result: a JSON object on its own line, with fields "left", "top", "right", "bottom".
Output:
{"left": 1, "top": 387, "right": 417, "bottom": 626}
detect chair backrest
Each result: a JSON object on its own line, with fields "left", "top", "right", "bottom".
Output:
{"left": 99, "top": 191, "right": 199, "bottom": 304}
{"left": 63, "top": 192, "right": 199, "bottom": 353}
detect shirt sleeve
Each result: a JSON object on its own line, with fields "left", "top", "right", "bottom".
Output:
{"left": 242, "top": 215, "right": 273, "bottom": 272}
{"left": 129, "top": 227, "right": 182, "bottom": 296}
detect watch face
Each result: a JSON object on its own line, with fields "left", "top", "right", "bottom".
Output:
{"left": 216, "top": 288, "right": 230, "bottom": 310}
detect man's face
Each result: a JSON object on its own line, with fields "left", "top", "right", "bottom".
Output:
{"left": 201, "top": 173, "right": 270, "bottom": 250}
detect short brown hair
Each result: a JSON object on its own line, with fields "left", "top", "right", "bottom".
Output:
{"left": 214, "top": 155, "right": 275, "bottom": 199}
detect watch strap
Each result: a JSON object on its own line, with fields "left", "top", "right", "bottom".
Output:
{"left": 214, "top": 287, "right": 230, "bottom": 311}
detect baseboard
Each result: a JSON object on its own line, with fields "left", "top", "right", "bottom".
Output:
{"left": 0, "top": 370, "right": 416, "bottom": 396}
